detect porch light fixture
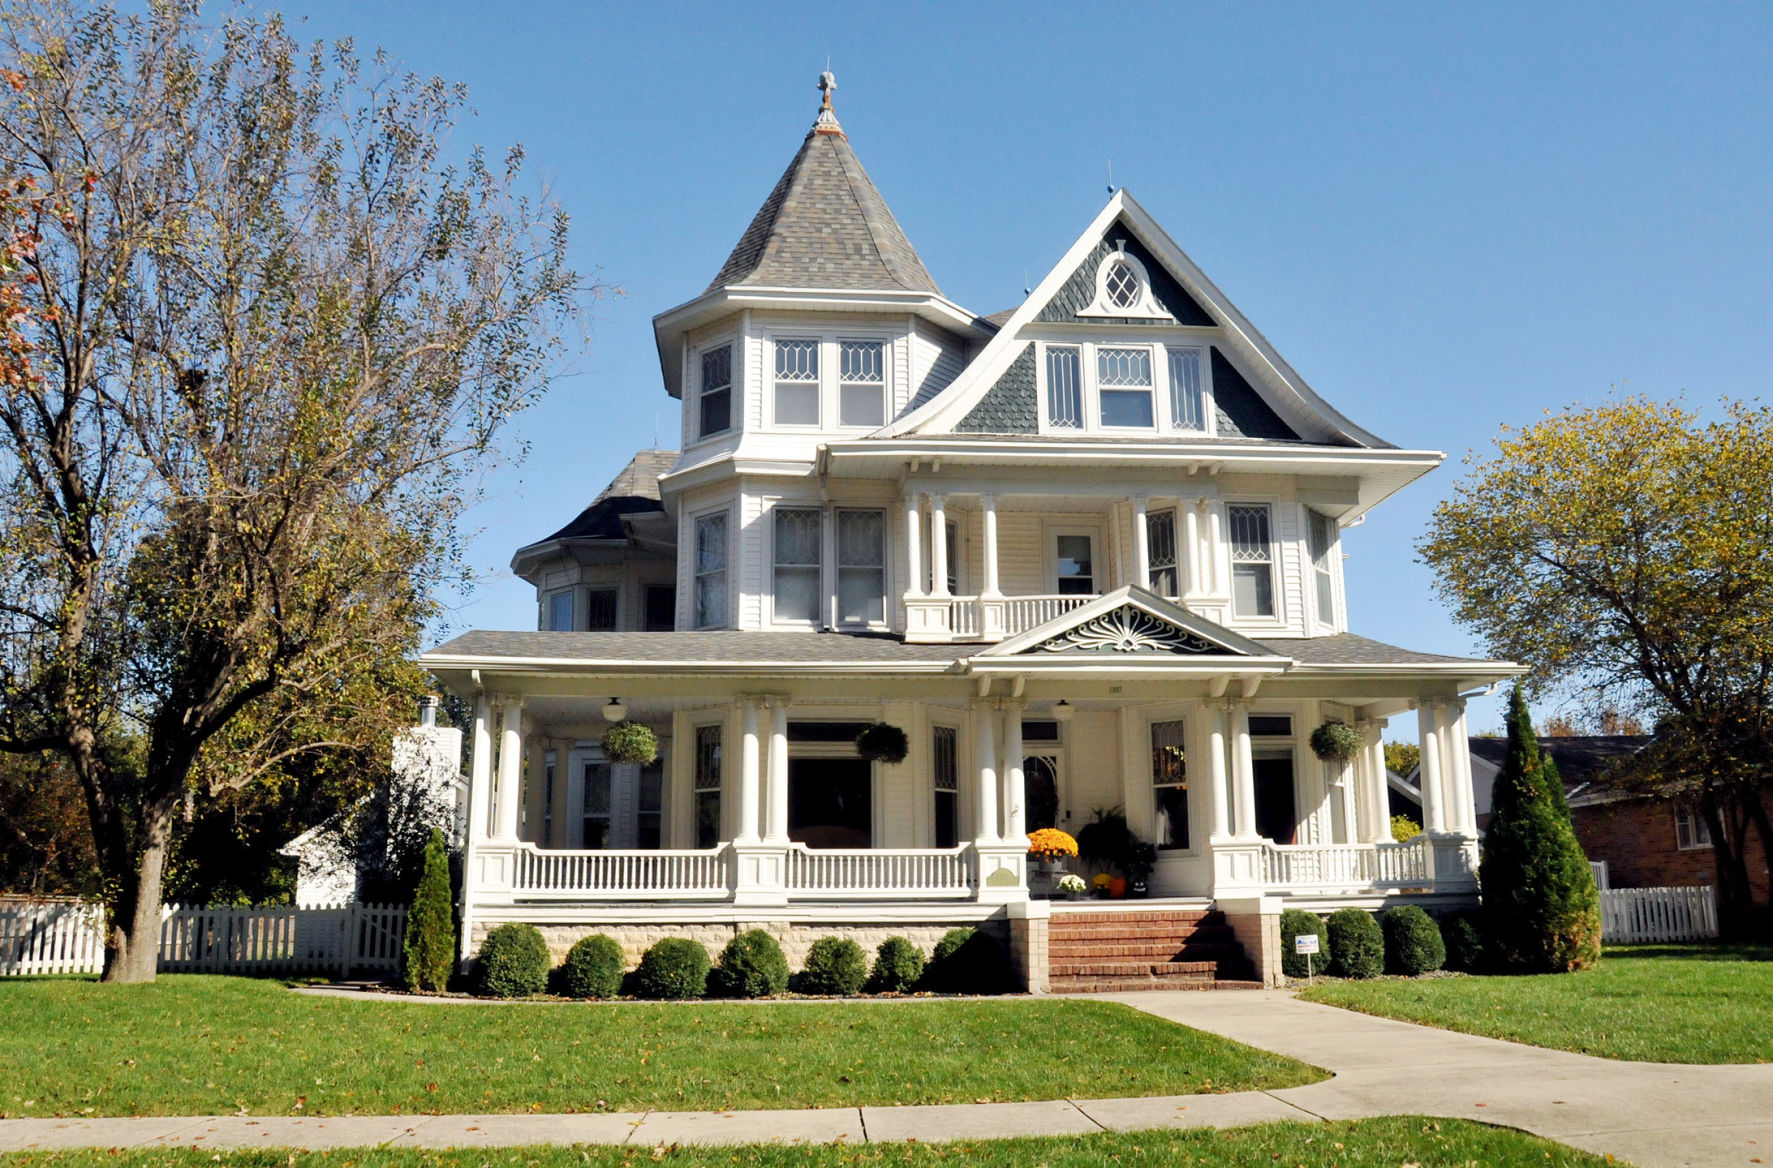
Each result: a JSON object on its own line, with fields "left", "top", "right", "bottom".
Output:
{"left": 602, "top": 697, "right": 627, "bottom": 723}
{"left": 1051, "top": 700, "right": 1074, "bottom": 723}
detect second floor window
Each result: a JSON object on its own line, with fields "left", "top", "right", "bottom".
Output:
{"left": 836, "top": 509, "right": 886, "bottom": 624}
{"left": 1147, "top": 509, "right": 1178, "bottom": 596}
{"left": 1169, "top": 347, "right": 1206, "bottom": 431}
{"left": 586, "top": 587, "right": 618, "bottom": 631}
{"left": 1055, "top": 533, "right": 1096, "bottom": 595}
{"left": 773, "top": 507, "right": 822, "bottom": 622}
{"left": 693, "top": 512, "right": 728, "bottom": 628}
{"left": 1097, "top": 347, "right": 1154, "bottom": 427}
{"left": 1307, "top": 509, "right": 1336, "bottom": 625}
{"left": 840, "top": 341, "right": 885, "bottom": 427}
{"left": 546, "top": 589, "right": 573, "bottom": 631}
{"left": 1047, "top": 345, "right": 1083, "bottom": 428}
{"left": 774, "top": 339, "right": 820, "bottom": 425}
{"left": 698, "top": 344, "right": 732, "bottom": 438}
{"left": 1228, "top": 504, "right": 1276, "bottom": 617}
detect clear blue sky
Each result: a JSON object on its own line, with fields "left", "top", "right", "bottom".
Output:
{"left": 279, "top": 1, "right": 1773, "bottom": 734}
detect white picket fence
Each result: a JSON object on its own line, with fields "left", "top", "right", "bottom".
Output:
{"left": 1601, "top": 885, "right": 1719, "bottom": 943}
{"left": 0, "top": 901, "right": 406, "bottom": 977}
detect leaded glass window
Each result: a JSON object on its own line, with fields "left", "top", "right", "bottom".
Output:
{"left": 699, "top": 344, "right": 732, "bottom": 438}
{"left": 693, "top": 512, "right": 728, "bottom": 629}
{"left": 694, "top": 724, "right": 722, "bottom": 849}
{"left": 773, "top": 506, "right": 822, "bottom": 622}
{"left": 1097, "top": 346, "right": 1154, "bottom": 428}
{"left": 1046, "top": 345, "right": 1082, "bottom": 428}
{"left": 839, "top": 340, "right": 885, "bottom": 427}
{"left": 1147, "top": 509, "right": 1178, "bottom": 596}
{"left": 774, "top": 338, "right": 820, "bottom": 425}
{"left": 1105, "top": 260, "right": 1140, "bottom": 309}
{"left": 836, "top": 508, "right": 885, "bottom": 624}
{"left": 1168, "top": 347, "right": 1205, "bottom": 431}
{"left": 1151, "top": 719, "right": 1189, "bottom": 849}
{"left": 1228, "top": 504, "right": 1275, "bottom": 617}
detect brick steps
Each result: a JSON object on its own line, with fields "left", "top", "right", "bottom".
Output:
{"left": 1044, "top": 909, "right": 1255, "bottom": 993}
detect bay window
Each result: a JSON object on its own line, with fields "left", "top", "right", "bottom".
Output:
{"left": 698, "top": 343, "right": 732, "bottom": 438}
{"left": 839, "top": 341, "right": 885, "bottom": 427}
{"left": 772, "top": 507, "right": 822, "bottom": 622}
{"left": 1228, "top": 504, "right": 1276, "bottom": 617}
{"left": 836, "top": 509, "right": 886, "bottom": 624}
{"left": 693, "top": 512, "right": 729, "bottom": 628}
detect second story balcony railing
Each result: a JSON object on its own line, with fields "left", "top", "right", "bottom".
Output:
{"left": 904, "top": 593, "right": 1095, "bottom": 643}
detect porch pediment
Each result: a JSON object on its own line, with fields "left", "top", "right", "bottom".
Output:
{"left": 975, "top": 586, "right": 1284, "bottom": 662}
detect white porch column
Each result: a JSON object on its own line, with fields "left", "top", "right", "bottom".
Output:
{"left": 1355, "top": 718, "right": 1391, "bottom": 844}
{"left": 764, "top": 698, "right": 790, "bottom": 844}
{"left": 929, "top": 493, "right": 950, "bottom": 599}
{"left": 1130, "top": 495, "right": 1150, "bottom": 590}
{"left": 1444, "top": 698, "right": 1476, "bottom": 836}
{"left": 1231, "top": 700, "right": 1260, "bottom": 840}
{"left": 494, "top": 696, "right": 524, "bottom": 841}
{"left": 980, "top": 494, "right": 1001, "bottom": 597}
{"left": 1207, "top": 702, "right": 1231, "bottom": 840}
{"left": 972, "top": 699, "right": 1000, "bottom": 844}
{"left": 1206, "top": 501, "right": 1225, "bottom": 594}
{"left": 904, "top": 492, "right": 924, "bottom": 598}
{"left": 1184, "top": 500, "right": 1204, "bottom": 595}
{"left": 1001, "top": 699, "right": 1026, "bottom": 844}
{"left": 1418, "top": 701, "right": 1448, "bottom": 835}
{"left": 467, "top": 695, "right": 494, "bottom": 845}
{"left": 736, "top": 698, "right": 762, "bottom": 843}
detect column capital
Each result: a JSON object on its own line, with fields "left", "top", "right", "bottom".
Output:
{"left": 978, "top": 491, "right": 997, "bottom": 507}
{"left": 928, "top": 491, "right": 947, "bottom": 508}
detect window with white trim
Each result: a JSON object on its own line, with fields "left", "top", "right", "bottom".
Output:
{"left": 698, "top": 343, "right": 732, "bottom": 438}
{"left": 836, "top": 508, "right": 886, "bottom": 624}
{"left": 1097, "top": 346, "right": 1155, "bottom": 428}
{"left": 1168, "top": 347, "right": 1206, "bottom": 432}
{"left": 545, "top": 589, "right": 573, "bottom": 631}
{"left": 772, "top": 506, "right": 822, "bottom": 623}
{"left": 1054, "top": 533, "right": 1096, "bottom": 595}
{"left": 932, "top": 723, "right": 959, "bottom": 849}
{"left": 1040, "top": 341, "right": 1210, "bottom": 435}
{"left": 693, "top": 724, "right": 722, "bottom": 849}
{"left": 1147, "top": 509, "right": 1178, "bottom": 596}
{"left": 839, "top": 341, "right": 884, "bottom": 427}
{"left": 1675, "top": 804, "right": 1713, "bottom": 850}
{"left": 1046, "top": 345, "right": 1083, "bottom": 429}
{"left": 1228, "top": 504, "right": 1276, "bottom": 618}
{"left": 692, "top": 512, "right": 728, "bottom": 629}
{"left": 586, "top": 587, "right": 618, "bottom": 632}
{"left": 774, "top": 338, "right": 820, "bottom": 425}
{"left": 1307, "top": 509, "right": 1337, "bottom": 626}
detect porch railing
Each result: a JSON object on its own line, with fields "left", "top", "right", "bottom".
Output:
{"left": 512, "top": 845, "right": 731, "bottom": 900}
{"left": 904, "top": 593, "right": 1095, "bottom": 642}
{"left": 1253, "top": 837, "right": 1438, "bottom": 892}
{"left": 785, "top": 845, "right": 975, "bottom": 899}
{"left": 1001, "top": 594, "right": 1092, "bottom": 631}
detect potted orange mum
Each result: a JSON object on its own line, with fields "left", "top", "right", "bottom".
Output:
{"left": 1026, "top": 827, "right": 1079, "bottom": 874}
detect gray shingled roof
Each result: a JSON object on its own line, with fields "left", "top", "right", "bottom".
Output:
{"left": 423, "top": 629, "right": 1497, "bottom": 670}
{"left": 528, "top": 449, "right": 675, "bottom": 544}
{"left": 707, "top": 121, "right": 941, "bottom": 296}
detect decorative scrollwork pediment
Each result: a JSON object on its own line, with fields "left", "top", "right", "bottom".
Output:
{"left": 1035, "top": 605, "right": 1224, "bottom": 655}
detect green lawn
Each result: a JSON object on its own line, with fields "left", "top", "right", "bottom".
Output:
{"left": 0, "top": 1118, "right": 1609, "bottom": 1167}
{"left": 1299, "top": 945, "right": 1773, "bottom": 1063}
{"left": 0, "top": 976, "right": 1322, "bottom": 1117}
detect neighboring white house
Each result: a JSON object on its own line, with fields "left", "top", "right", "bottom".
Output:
{"left": 421, "top": 75, "right": 1521, "bottom": 989}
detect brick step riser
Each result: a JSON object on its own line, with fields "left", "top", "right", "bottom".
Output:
{"left": 1049, "top": 926, "right": 1237, "bottom": 943}
{"left": 1050, "top": 976, "right": 1217, "bottom": 992}
{"left": 1049, "top": 946, "right": 1246, "bottom": 963}
{"left": 1048, "top": 912, "right": 1221, "bottom": 927}
{"left": 1050, "top": 962, "right": 1219, "bottom": 978}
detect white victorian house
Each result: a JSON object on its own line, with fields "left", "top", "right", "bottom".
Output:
{"left": 422, "top": 76, "right": 1519, "bottom": 991}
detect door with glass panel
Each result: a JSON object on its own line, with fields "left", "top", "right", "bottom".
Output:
{"left": 567, "top": 750, "right": 664, "bottom": 850}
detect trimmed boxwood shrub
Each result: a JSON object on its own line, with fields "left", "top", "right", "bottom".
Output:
{"left": 633, "top": 937, "right": 711, "bottom": 1000}
{"left": 1280, "top": 909, "right": 1329, "bottom": 979}
{"left": 865, "top": 936, "right": 926, "bottom": 993}
{"left": 709, "top": 929, "right": 789, "bottom": 999}
{"left": 1381, "top": 905, "right": 1447, "bottom": 976}
{"left": 799, "top": 937, "right": 868, "bottom": 996}
{"left": 474, "top": 922, "right": 550, "bottom": 998}
{"left": 557, "top": 934, "right": 625, "bottom": 999}
{"left": 1327, "top": 908, "right": 1384, "bottom": 979}
{"left": 922, "top": 927, "right": 1015, "bottom": 994}
{"left": 1440, "top": 910, "right": 1485, "bottom": 973}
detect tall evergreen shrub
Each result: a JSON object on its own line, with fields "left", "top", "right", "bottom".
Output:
{"left": 400, "top": 829, "right": 455, "bottom": 992}
{"left": 1479, "top": 686, "right": 1602, "bottom": 972}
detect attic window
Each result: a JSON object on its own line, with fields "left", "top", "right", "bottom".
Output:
{"left": 1105, "top": 260, "right": 1140, "bottom": 309}
{"left": 1079, "top": 245, "right": 1171, "bottom": 320}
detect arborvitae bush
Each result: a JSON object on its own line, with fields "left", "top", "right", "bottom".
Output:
{"left": 557, "top": 934, "right": 625, "bottom": 999}
{"left": 474, "top": 922, "right": 550, "bottom": 998}
{"left": 922, "top": 927, "right": 1014, "bottom": 993}
{"left": 866, "top": 936, "right": 926, "bottom": 993}
{"left": 798, "top": 937, "right": 868, "bottom": 996}
{"left": 708, "top": 930, "right": 788, "bottom": 999}
{"left": 401, "top": 828, "right": 455, "bottom": 993}
{"left": 1480, "top": 686, "right": 1603, "bottom": 973}
{"left": 1381, "top": 906, "right": 1446, "bottom": 976}
{"left": 1326, "top": 908, "right": 1384, "bottom": 979}
{"left": 633, "top": 938, "right": 711, "bottom": 1000}
{"left": 1440, "top": 910, "right": 1486, "bottom": 972}
{"left": 1280, "top": 909, "right": 1329, "bottom": 978}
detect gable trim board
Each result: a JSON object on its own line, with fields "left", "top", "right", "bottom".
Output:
{"left": 879, "top": 189, "right": 1390, "bottom": 450}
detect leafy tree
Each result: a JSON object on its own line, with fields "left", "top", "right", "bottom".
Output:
{"left": 0, "top": 4, "right": 582, "bottom": 979}
{"left": 1421, "top": 398, "right": 1773, "bottom": 940}
{"left": 401, "top": 828, "right": 454, "bottom": 993}
{"left": 1389, "top": 814, "right": 1422, "bottom": 843}
{"left": 1381, "top": 741, "right": 1419, "bottom": 778}
{"left": 1480, "top": 687, "right": 1601, "bottom": 972}
{"left": 0, "top": 750, "right": 98, "bottom": 897}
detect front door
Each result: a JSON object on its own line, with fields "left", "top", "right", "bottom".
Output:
{"left": 1024, "top": 755, "right": 1060, "bottom": 832}
{"left": 788, "top": 757, "right": 872, "bottom": 848}
{"left": 1253, "top": 755, "right": 1298, "bottom": 844}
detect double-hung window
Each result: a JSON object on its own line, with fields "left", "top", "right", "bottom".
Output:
{"left": 1054, "top": 533, "right": 1096, "bottom": 595}
{"left": 836, "top": 509, "right": 886, "bottom": 624}
{"left": 1150, "top": 719, "right": 1189, "bottom": 849}
{"left": 698, "top": 344, "right": 732, "bottom": 438}
{"left": 1228, "top": 504, "right": 1276, "bottom": 618}
{"left": 932, "top": 724, "right": 959, "bottom": 848}
{"left": 1169, "top": 347, "right": 1206, "bottom": 432}
{"left": 1097, "top": 347, "right": 1154, "bottom": 427}
{"left": 1146, "top": 509, "right": 1178, "bottom": 596}
{"left": 1046, "top": 345, "right": 1083, "bottom": 428}
{"left": 772, "top": 507, "right": 823, "bottom": 623}
{"left": 839, "top": 341, "right": 885, "bottom": 427}
{"left": 693, "top": 512, "right": 728, "bottom": 629}
{"left": 774, "top": 339, "right": 820, "bottom": 425}
{"left": 693, "top": 725, "right": 722, "bottom": 849}
{"left": 1675, "top": 804, "right": 1712, "bottom": 850}
{"left": 1307, "top": 509, "right": 1337, "bottom": 626}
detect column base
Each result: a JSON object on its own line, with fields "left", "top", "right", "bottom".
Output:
{"left": 730, "top": 843, "right": 789, "bottom": 907}
{"left": 973, "top": 843, "right": 1028, "bottom": 903}
{"left": 1208, "top": 838, "right": 1268, "bottom": 897}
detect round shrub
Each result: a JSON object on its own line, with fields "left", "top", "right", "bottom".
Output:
{"left": 1327, "top": 908, "right": 1384, "bottom": 979}
{"left": 557, "top": 934, "right": 625, "bottom": 999}
{"left": 633, "top": 937, "right": 711, "bottom": 1000}
{"left": 799, "top": 937, "right": 868, "bottom": 996}
{"left": 474, "top": 922, "right": 550, "bottom": 998}
{"left": 866, "top": 936, "right": 926, "bottom": 993}
{"left": 1440, "top": 910, "right": 1485, "bottom": 973}
{"left": 1381, "top": 906, "right": 1446, "bottom": 976}
{"left": 923, "top": 927, "right": 1014, "bottom": 994}
{"left": 1280, "top": 909, "right": 1329, "bottom": 979}
{"left": 708, "top": 929, "right": 789, "bottom": 999}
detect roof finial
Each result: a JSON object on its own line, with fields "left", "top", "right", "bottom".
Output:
{"left": 814, "top": 69, "right": 843, "bottom": 135}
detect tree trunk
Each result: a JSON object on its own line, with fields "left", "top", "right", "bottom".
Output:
{"left": 1741, "top": 787, "right": 1773, "bottom": 942}
{"left": 101, "top": 798, "right": 178, "bottom": 983}
{"left": 1706, "top": 793, "right": 1758, "bottom": 943}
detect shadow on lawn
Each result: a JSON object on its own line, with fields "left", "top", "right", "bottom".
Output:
{"left": 1603, "top": 944, "right": 1773, "bottom": 963}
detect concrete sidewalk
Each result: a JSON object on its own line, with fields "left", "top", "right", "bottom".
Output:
{"left": 1, "top": 991, "right": 1768, "bottom": 1166}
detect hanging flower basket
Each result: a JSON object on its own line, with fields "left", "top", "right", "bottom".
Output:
{"left": 600, "top": 720, "right": 659, "bottom": 765}
{"left": 854, "top": 722, "right": 910, "bottom": 764}
{"left": 1309, "top": 720, "right": 1365, "bottom": 762}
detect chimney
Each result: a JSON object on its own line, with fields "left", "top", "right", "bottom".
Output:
{"left": 418, "top": 695, "right": 439, "bottom": 728}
